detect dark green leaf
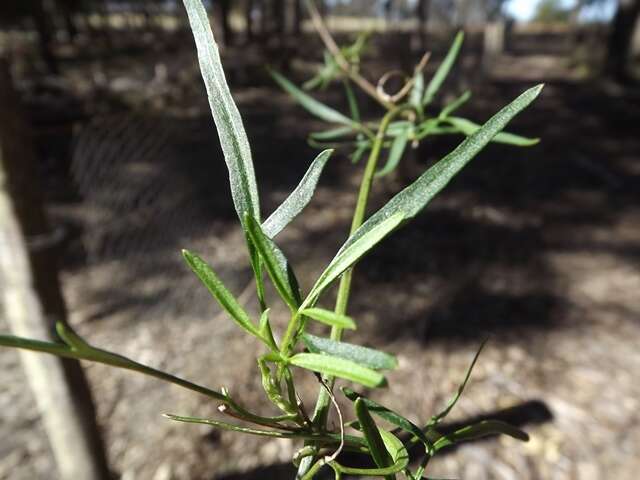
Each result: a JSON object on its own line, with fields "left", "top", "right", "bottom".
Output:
{"left": 304, "top": 334, "right": 397, "bottom": 370}
{"left": 423, "top": 31, "right": 464, "bottom": 106}
{"left": 289, "top": 352, "right": 386, "bottom": 388}
{"left": 428, "top": 339, "right": 487, "bottom": 426}
{"left": 262, "top": 150, "right": 333, "bottom": 238}
{"left": 300, "top": 309, "right": 356, "bottom": 330}
{"left": 245, "top": 215, "right": 301, "bottom": 311}
{"left": 259, "top": 309, "right": 278, "bottom": 350}
{"left": 183, "top": 249, "right": 259, "bottom": 336}
{"left": 355, "top": 398, "right": 395, "bottom": 477}
{"left": 434, "top": 420, "right": 529, "bottom": 451}
{"left": 342, "top": 387, "right": 436, "bottom": 450}
{"left": 446, "top": 116, "right": 540, "bottom": 146}
{"left": 183, "top": 0, "right": 260, "bottom": 224}
{"left": 270, "top": 69, "right": 357, "bottom": 126}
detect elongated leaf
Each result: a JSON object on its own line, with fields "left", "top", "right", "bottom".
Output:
{"left": 342, "top": 388, "right": 436, "bottom": 449}
{"left": 165, "top": 414, "right": 310, "bottom": 439}
{"left": 355, "top": 398, "right": 395, "bottom": 478}
{"left": 289, "top": 352, "right": 385, "bottom": 388}
{"left": 0, "top": 326, "right": 226, "bottom": 401}
{"left": 379, "top": 429, "right": 410, "bottom": 468}
{"left": 376, "top": 124, "right": 411, "bottom": 178}
{"left": 344, "top": 79, "right": 361, "bottom": 122}
{"left": 262, "top": 150, "right": 333, "bottom": 238}
{"left": 428, "top": 339, "right": 487, "bottom": 426}
{"left": 434, "top": 420, "right": 529, "bottom": 451}
{"left": 183, "top": 0, "right": 259, "bottom": 224}
{"left": 350, "top": 141, "right": 370, "bottom": 164}
{"left": 304, "top": 335, "right": 397, "bottom": 370}
{"left": 270, "top": 69, "right": 356, "bottom": 126}
{"left": 439, "top": 90, "right": 471, "bottom": 118}
{"left": 310, "top": 126, "right": 357, "bottom": 141}
{"left": 313, "top": 85, "right": 543, "bottom": 310}
{"left": 259, "top": 309, "right": 278, "bottom": 350}
{"left": 299, "top": 309, "right": 356, "bottom": 330}
{"left": 423, "top": 31, "right": 464, "bottom": 106}
{"left": 245, "top": 215, "right": 301, "bottom": 311}
{"left": 303, "top": 212, "right": 404, "bottom": 307}
{"left": 446, "top": 116, "right": 540, "bottom": 146}
{"left": 183, "top": 249, "right": 259, "bottom": 336}
{"left": 409, "top": 72, "right": 425, "bottom": 113}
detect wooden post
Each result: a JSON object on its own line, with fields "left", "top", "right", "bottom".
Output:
{"left": 0, "top": 58, "right": 111, "bottom": 480}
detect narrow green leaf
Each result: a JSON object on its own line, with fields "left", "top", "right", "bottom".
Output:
{"left": 423, "top": 31, "right": 464, "bottom": 106}
{"left": 344, "top": 79, "right": 361, "bottom": 122}
{"left": 299, "top": 309, "right": 356, "bottom": 330}
{"left": 270, "top": 69, "right": 357, "bottom": 126}
{"left": 350, "top": 141, "right": 370, "bottom": 164}
{"left": 355, "top": 398, "right": 395, "bottom": 477}
{"left": 289, "top": 352, "right": 386, "bottom": 388}
{"left": 446, "top": 116, "right": 540, "bottom": 146}
{"left": 262, "top": 149, "right": 333, "bottom": 239}
{"left": 409, "top": 72, "right": 425, "bottom": 114}
{"left": 259, "top": 309, "right": 278, "bottom": 350}
{"left": 304, "top": 212, "right": 404, "bottom": 307}
{"left": 182, "top": 0, "right": 259, "bottom": 224}
{"left": 165, "top": 414, "right": 307, "bottom": 438}
{"left": 428, "top": 339, "right": 487, "bottom": 426}
{"left": 245, "top": 215, "right": 301, "bottom": 311}
{"left": 376, "top": 124, "right": 411, "bottom": 178}
{"left": 310, "top": 126, "right": 357, "bottom": 141}
{"left": 379, "top": 429, "right": 410, "bottom": 468}
{"left": 433, "top": 420, "right": 529, "bottom": 451}
{"left": 319, "top": 85, "right": 543, "bottom": 310}
{"left": 182, "top": 249, "right": 259, "bottom": 337}
{"left": 439, "top": 90, "right": 472, "bottom": 118}
{"left": 304, "top": 334, "right": 397, "bottom": 370}
{"left": 342, "top": 388, "right": 435, "bottom": 450}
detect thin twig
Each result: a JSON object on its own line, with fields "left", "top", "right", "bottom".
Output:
{"left": 304, "top": 0, "right": 394, "bottom": 109}
{"left": 319, "top": 377, "right": 344, "bottom": 463}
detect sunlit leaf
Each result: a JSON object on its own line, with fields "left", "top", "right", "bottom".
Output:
{"left": 423, "top": 31, "right": 464, "bottom": 106}
{"left": 446, "top": 116, "right": 540, "bottom": 146}
{"left": 304, "top": 335, "right": 398, "bottom": 370}
{"left": 300, "top": 309, "right": 356, "bottom": 330}
{"left": 245, "top": 215, "right": 301, "bottom": 311}
{"left": 262, "top": 149, "right": 333, "bottom": 238}
{"left": 303, "top": 212, "right": 405, "bottom": 306}
{"left": 183, "top": 250, "right": 260, "bottom": 337}
{"left": 289, "top": 352, "right": 386, "bottom": 388}
{"left": 270, "top": 69, "right": 357, "bottom": 127}
{"left": 183, "top": 0, "right": 259, "bottom": 224}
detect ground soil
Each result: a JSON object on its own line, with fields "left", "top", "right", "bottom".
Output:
{"left": 1, "top": 29, "right": 639, "bottom": 480}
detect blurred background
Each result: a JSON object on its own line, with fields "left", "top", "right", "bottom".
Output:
{"left": 0, "top": 0, "right": 639, "bottom": 479}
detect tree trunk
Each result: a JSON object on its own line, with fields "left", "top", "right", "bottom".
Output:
{"left": 607, "top": 0, "right": 640, "bottom": 81}
{"left": 0, "top": 57, "right": 111, "bottom": 480}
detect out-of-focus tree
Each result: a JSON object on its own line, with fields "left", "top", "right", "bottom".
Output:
{"left": 607, "top": 0, "right": 640, "bottom": 80}
{"left": 534, "top": 0, "right": 572, "bottom": 23}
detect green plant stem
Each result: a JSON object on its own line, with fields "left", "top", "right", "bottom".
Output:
{"left": 296, "top": 106, "right": 408, "bottom": 479}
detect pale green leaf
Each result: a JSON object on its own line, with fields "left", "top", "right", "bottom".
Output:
{"left": 423, "top": 31, "right": 464, "bottom": 106}
{"left": 326, "top": 86, "right": 543, "bottom": 309}
{"left": 270, "top": 69, "right": 357, "bottom": 126}
{"left": 376, "top": 124, "right": 411, "bottom": 178}
{"left": 303, "top": 212, "right": 405, "bottom": 306}
{"left": 303, "top": 334, "right": 397, "bottom": 370}
{"left": 262, "top": 149, "right": 333, "bottom": 238}
{"left": 300, "top": 309, "right": 356, "bottom": 330}
{"left": 182, "top": 0, "right": 259, "bottom": 224}
{"left": 182, "top": 249, "right": 260, "bottom": 337}
{"left": 446, "top": 116, "right": 540, "bottom": 146}
{"left": 310, "top": 126, "right": 356, "bottom": 141}
{"left": 439, "top": 90, "right": 472, "bottom": 118}
{"left": 289, "top": 352, "right": 386, "bottom": 388}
